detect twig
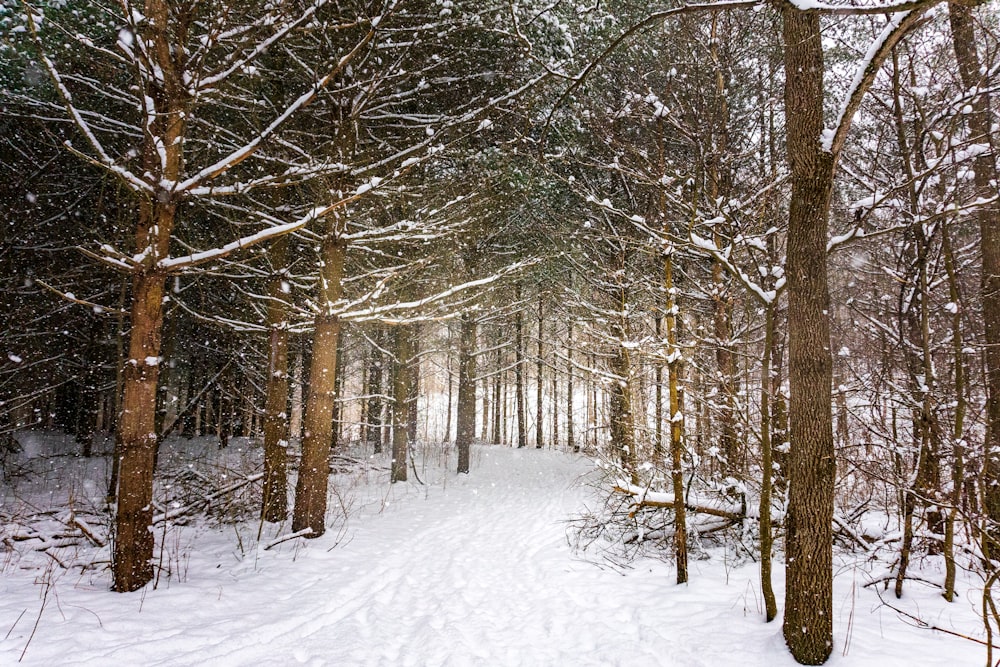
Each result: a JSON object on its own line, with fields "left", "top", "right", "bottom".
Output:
{"left": 4, "top": 609, "right": 26, "bottom": 641}
{"left": 874, "top": 586, "right": 999, "bottom": 649}
{"left": 19, "top": 576, "right": 50, "bottom": 662}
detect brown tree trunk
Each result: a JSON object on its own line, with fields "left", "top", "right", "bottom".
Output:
{"left": 609, "top": 333, "right": 638, "bottom": 485}
{"left": 658, "top": 109, "right": 688, "bottom": 584}
{"left": 292, "top": 229, "right": 347, "bottom": 537}
{"left": 406, "top": 328, "right": 419, "bottom": 447}
{"left": 492, "top": 344, "right": 502, "bottom": 445}
{"left": 112, "top": 0, "right": 186, "bottom": 587}
{"left": 760, "top": 303, "right": 777, "bottom": 621}
{"left": 457, "top": 313, "right": 477, "bottom": 473}
{"left": 114, "top": 266, "right": 168, "bottom": 591}
{"left": 781, "top": 8, "right": 835, "bottom": 663}
{"left": 515, "top": 288, "right": 527, "bottom": 449}
{"left": 664, "top": 248, "right": 687, "bottom": 585}
{"left": 942, "top": 225, "right": 967, "bottom": 601}
{"left": 536, "top": 299, "right": 544, "bottom": 449}
{"left": 367, "top": 331, "right": 384, "bottom": 454}
{"left": 391, "top": 325, "right": 413, "bottom": 483}
{"left": 567, "top": 319, "right": 576, "bottom": 453}
{"left": 261, "top": 236, "right": 290, "bottom": 523}
{"left": 949, "top": 3, "right": 1000, "bottom": 551}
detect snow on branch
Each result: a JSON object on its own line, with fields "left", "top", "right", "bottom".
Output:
{"left": 23, "top": 8, "right": 152, "bottom": 194}
{"left": 612, "top": 481, "right": 744, "bottom": 521}
{"left": 34, "top": 280, "right": 127, "bottom": 316}
{"left": 824, "top": 9, "right": 930, "bottom": 156}
{"left": 158, "top": 216, "right": 314, "bottom": 271}
{"left": 194, "top": 1, "right": 336, "bottom": 92}
{"left": 689, "top": 233, "right": 781, "bottom": 305}
{"left": 340, "top": 259, "right": 540, "bottom": 323}
{"left": 785, "top": 0, "right": 941, "bottom": 14}
{"left": 176, "top": 22, "right": 380, "bottom": 191}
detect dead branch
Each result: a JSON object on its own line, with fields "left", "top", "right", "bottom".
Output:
{"left": 612, "top": 485, "right": 744, "bottom": 521}
{"left": 152, "top": 472, "right": 263, "bottom": 525}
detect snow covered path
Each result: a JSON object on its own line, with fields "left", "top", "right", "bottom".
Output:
{"left": 0, "top": 445, "right": 985, "bottom": 666}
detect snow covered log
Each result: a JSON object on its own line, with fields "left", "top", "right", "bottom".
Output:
{"left": 612, "top": 482, "right": 744, "bottom": 522}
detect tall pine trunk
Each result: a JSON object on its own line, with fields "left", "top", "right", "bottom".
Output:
{"left": 457, "top": 313, "right": 477, "bottom": 473}
{"left": 366, "top": 331, "right": 384, "bottom": 454}
{"left": 261, "top": 236, "right": 290, "bottom": 523}
{"left": 112, "top": 0, "right": 186, "bottom": 588}
{"left": 515, "top": 287, "right": 527, "bottom": 449}
{"left": 292, "top": 228, "right": 347, "bottom": 536}
{"left": 391, "top": 325, "right": 414, "bottom": 482}
{"left": 114, "top": 264, "right": 169, "bottom": 591}
{"left": 535, "top": 299, "right": 544, "bottom": 449}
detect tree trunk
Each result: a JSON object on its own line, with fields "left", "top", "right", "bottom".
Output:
{"left": 367, "top": 331, "right": 384, "bottom": 454}
{"left": 291, "top": 229, "right": 347, "bottom": 537}
{"left": 535, "top": 299, "right": 544, "bottom": 449}
{"left": 665, "top": 248, "right": 688, "bottom": 585}
{"left": 492, "top": 344, "right": 502, "bottom": 445}
{"left": 112, "top": 0, "right": 186, "bottom": 585}
{"left": 658, "top": 108, "right": 688, "bottom": 584}
{"left": 761, "top": 303, "right": 777, "bottom": 621}
{"left": 406, "top": 327, "right": 419, "bottom": 447}
{"left": 114, "top": 266, "right": 168, "bottom": 591}
{"left": 391, "top": 325, "right": 413, "bottom": 483}
{"left": 781, "top": 8, "right": 835, "bottom": 663}
{"left": 515, "top": 289, "right": 527, "bottom": 449}
{"left": 261, "top": 236, "right": 290, "bottom": 523}
{"left": 942, "top": 225, "right": 967, "bottom": 601}
{"left": 567, "top": 319, "right": 577, "bottom": 453}
{"left": 949, "top": 3, "right": 1000, "bottom": 553}
{"left": 457, "top": 313, "right": 477, "bottom": 473}
{"left": 609, "top": 333, "right": 637, "bottom": 485}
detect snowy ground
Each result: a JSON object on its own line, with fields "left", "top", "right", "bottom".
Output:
{"left": 0, "top": 434, "right": 989, "bottom": 666}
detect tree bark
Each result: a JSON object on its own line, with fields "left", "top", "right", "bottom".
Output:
{"left": 941, "top": 225, "right": 967, "bottom": 601}
{"left": 366, "top": 331, "right": 384, "bottom": 454}
{"left": 391, "top": 325, "right": 414, "bottom": 482}
{"left": 609, "top": 331, "right": 638, "bottom": 484}
{"left": 515, "top": 286, "right": 527, "bottom": 449}
{"left": 665, "top": 248, "right": 688, "bottom": 585}
{"left": 761, "top": 304, "right": 777, "bottom": 621}
{"left": 112, "top": 0, "right": 186, "bottom": 589}
{"left": 781, "top": 8, "right": 835, "bottom": 663}
{"left": 261, "top": 236, "right": 290, "bottom": 523}
{"left": 536, "top": 298, "right": 545, "bottom": 449}
{"left": 114, "top": 266, "right": 168, "bottom": 591}
{"left": 457, "top": 313, "right": 477, "bottom": 473}
{"left": 949, "top": 3, "right": 1000, "bottom": 552}
{"left": 567, "top": 318, "right": 576, "bottom": 453}
{"left": 291, "top": 229, "right": 347, "bottom": 537}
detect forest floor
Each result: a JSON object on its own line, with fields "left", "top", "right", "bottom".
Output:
{"left": 0, "top": 432, "right": 988, "bottom": 666}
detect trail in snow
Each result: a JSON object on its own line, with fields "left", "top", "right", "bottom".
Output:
{"left": 0, "top": 444, "right": 986, "bottom": 666}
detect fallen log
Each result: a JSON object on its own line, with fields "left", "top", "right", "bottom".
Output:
{"left": 612, "top": 484, "right": 744, "bottom": 522}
